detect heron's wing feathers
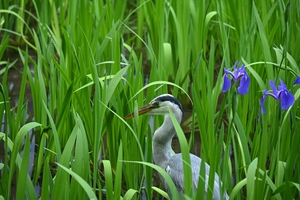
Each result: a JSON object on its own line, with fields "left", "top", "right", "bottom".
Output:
{"left": 166, "top": 154, "right": 203, "bottom": 193}
{"left": 166, "top": 154, "right": 228, "bottom": 199}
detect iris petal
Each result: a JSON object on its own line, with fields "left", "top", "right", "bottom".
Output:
{"left": 278, "top": 79, "right": 287, "bottom": 91}
{"left": 294, "top": 77, "right": 300, "bottom": 84}
{"left": 269, "top": 80, "right": 278, "bottom": 96}
{"left": 222, "top": 75, "right": 231, "bottom": 92}
{"left": 224, "top": 68, "right": 235, "bottom": 79}
{"left": 260, "top": 92, "right": 268, "bottom": 114}
{"left": 238, "top": 65, "right": 246, "bottom": 77}
{"left": 262, "top": 79, "right": 295, "bottom": 114}
{"left": 222, "top": 62, "right": 250, "bottom": 94}
{"left": 237, "top": 74, "right": 250, "bottom": 95}
{"left": 233, "top": 62, "right": 238, "bottom": 80}
{"left": 280, "top": 91, "right": 295, "bottom": 110}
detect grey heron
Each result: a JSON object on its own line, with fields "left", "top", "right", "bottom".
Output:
{"left": 125, "top": 94, "right": 229, "bottom": 199}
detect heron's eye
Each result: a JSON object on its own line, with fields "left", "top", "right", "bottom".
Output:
{"left": 152, "top": 102, "right": 159, "bottom": 107}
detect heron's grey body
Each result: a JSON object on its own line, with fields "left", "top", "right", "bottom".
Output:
{"left": 149, "top": 94, "right": 229, "bottom": 199}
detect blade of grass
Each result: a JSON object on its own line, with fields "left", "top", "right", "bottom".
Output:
{"left": 56, "top": 163, "right": 97, "bottom": 200}
{"left": 123, "top": 160, "right": 179, "bottom": 200}
{"left": 52, "top": 117, "right": 79, "bottom": 199}
{"left": 123, "top": 188, "right": 139, "bottom": 199}
{"left": 40, "top": 157, "right": 50, "bottom": 200}
{"left": 151, "top": 186, "right": 170, "bottom": 199}
{"left": 113, "top": 142, "right": 123, "bottom": 199}
{"left": 169, "top": 109, "right": 192, "bottom": 196}
{"left": 16, "top": 134, "right": 31, "bottom": 200}
{"left": 128, "top": 81, "right": 192, "bottom": 104}
{"left": 247, "top": 158, "right": 258, "bottom": 200}
{"left": 42, "top": 101, "right": 61, "bottom": 160}
{"left": 102, "top": 160, "right": 114, "bottom": 200}
{"left": 70, "top": 111, "right": 90, "bottom": 200}
{"left": 7, "top": 122, "right": 41, "bottom": 200}
{"left": 252, "top": 2, "right": 273, "bottom": 79}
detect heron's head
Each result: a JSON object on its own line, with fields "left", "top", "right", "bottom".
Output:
{"left": 124, "top": 94, "right": 183, "bottom": 120}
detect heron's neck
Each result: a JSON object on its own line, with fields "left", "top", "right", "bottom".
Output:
{"left": 153, "top": 113, "right": 182, "bottom": 169}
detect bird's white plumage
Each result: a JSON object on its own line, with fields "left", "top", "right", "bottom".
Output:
{"left": 136, "top": 94, "right": 229, "bottom": 199}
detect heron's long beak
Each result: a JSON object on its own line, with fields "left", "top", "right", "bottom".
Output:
{"left": 124, "top": 104, "right": 154, "bottom": 119}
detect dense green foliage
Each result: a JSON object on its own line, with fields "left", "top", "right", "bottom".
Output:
{"left": 0, "top": 0, "right": 299, "bottom": 199}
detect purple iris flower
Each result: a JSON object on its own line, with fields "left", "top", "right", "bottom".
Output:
{"left": 294, "top": 76, "right": 300, "bottom": 84}
{"left": 222, "top": 62, "right": 250, "bottom": 95}
{"left": 261, "top": 79, "right": 295, "bottom": 114}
